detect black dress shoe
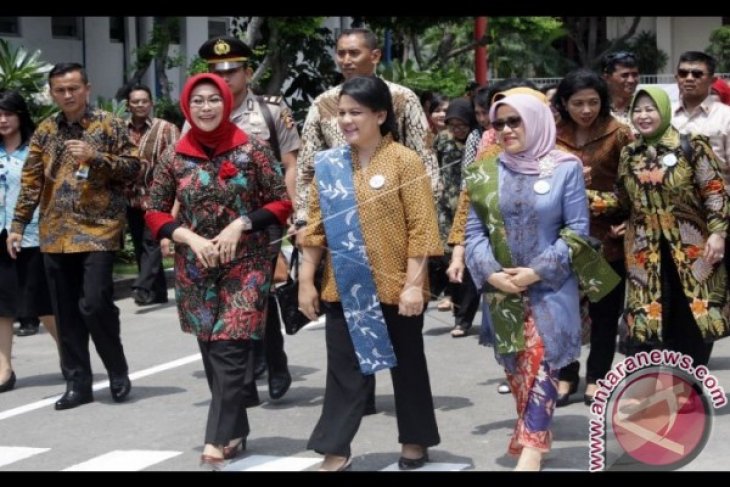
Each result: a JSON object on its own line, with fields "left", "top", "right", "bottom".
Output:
{"left": 132, "top": 288, "right": 157, "bottom": 306}
{"left": 0, "top": 371, "right": 16, "bottom": 393}
{"left": 268, "top": 369, "right": 292, "bottom": 400}
{"left": 253, "top": 355, "right": 267, "bottom": 380}
{"left": 110, "top": 375, "right": 131, "bottom": 402}
{"left": 55, "top": 387, "right": 93, "bottom": 410}
{"left": 15, "top": 319, "right": 40, "bottom": 337}
{"left": 398, "top": 451, "right": 429, "bottom": 470}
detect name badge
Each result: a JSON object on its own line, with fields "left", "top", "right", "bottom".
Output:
{"left": 533, "top": 180, "right": 550, "bottom": 194}
{"left": 369, "top": 174, "right": 385, "bottom": 189}
{"left": 662, "top": 154, "right": 678, "bottom": 167}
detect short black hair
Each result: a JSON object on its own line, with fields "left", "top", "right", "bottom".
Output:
{"left": 473, "top": 85, "right": 491, "bottom": 111}
{"left": 678, "top": 51, "right": 716, "bottom": 76}
{"left": 0, "top": 90, "right": 35, "bottom": 145}
{"left": 554, "top": 68, "right": 611, "bottom": 122}
{"left": 338, "top": 28, "right": 379, "bottom": 51}
{"left": 339, "top": 75, "right": 398, "bottom": 142}
{"left": 601, "top": 51, "right": 638, "bottom": 75}
{"left": 48, "top": 62, "right": 88, "bottom": 85}
{"left": 126, "top": 84, "right": 152, "bottom": 102}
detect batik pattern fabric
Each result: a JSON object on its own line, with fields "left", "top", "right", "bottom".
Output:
{"left": 617, "top": 129, "right": 730, "bottom": 345}
{"left": 315, "top": 144, "right": 396, "bottom": 375}
{"left": 300, "top": 137, "right": 442, "bottom": 305}
{"left": 434, "top": 130, "right": 465, "bottom": 251}
{"left": 295, "top": 80, "right": 440, "bottom": 221}
{"left": 464, "top": 159, "right": 587, "bottom": 371}
{"left": 149, "top": 140, "right": 288, "bottom": 341}
{"left": 505, "top": 305, "right": 558, "bottom": 456}
{"left": 126, "top": 117, "right": 180, "bottom": 210}
{"left": 446, "top": 143, "right": 502, "bottom": 246}
{"left": 11, "top": 108, "right": 140, "bottom": 252}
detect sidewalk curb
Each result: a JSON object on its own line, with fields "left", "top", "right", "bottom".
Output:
{"left": 113, "top": 269, "right": 175, "bottom": 301}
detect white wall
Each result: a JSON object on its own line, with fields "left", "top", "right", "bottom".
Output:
{"left": 84, "top": 17, "right": 125, "bottom": 102}
{"left": 670, "top": 17, "right": 722, "bottom": 71}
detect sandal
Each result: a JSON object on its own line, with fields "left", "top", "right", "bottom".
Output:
{"left": 437, "top": 298, "right": 453, "bottom": 311}
{"left": 450, "top": 325, "right": 469, "bottom": 338}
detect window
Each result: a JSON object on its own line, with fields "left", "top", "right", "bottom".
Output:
{"left": 0, "top": 17, "right": 20, "bottom": 36}
{"left": 110, "top": 17, "right": 125, "bottom": 43}
{"left": 52, "top": 17, "right": 80, "bottom": 39}
{"left": 208, "top": 19, "right": 228, "bottom": 38}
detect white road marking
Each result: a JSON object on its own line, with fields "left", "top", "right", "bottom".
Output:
{"left": 0, "top": 446, "right": 50, "bottom": 467}
{"left": 0, "top": 354, "right": 202, "bottom": 421}
{"left": 225, "top": 455, "right": 321, "bottom": 471}
{"left": 380, "top": 462, "right": 471, "bottom": 471}
{"left": 62, "top": 450, "right": 181, "bottom": 471}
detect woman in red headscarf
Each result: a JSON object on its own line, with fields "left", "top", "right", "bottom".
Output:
{"left": 146, "top": 73, "right": 291, "bottom": 469}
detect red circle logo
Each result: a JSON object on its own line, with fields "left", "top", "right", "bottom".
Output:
{"left": 610, "top": 369, "right": 711, "bottom": 469}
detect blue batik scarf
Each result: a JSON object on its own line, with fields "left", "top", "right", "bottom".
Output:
{"left": 314, "top": 146, "right": 397, "bottom": 375}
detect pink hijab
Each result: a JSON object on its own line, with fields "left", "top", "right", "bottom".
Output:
{"left": 489, "top": 94, "right": 578, "bottom": 175}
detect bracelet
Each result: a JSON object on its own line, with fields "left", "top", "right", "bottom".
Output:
{"left": 239, "top": 214, "right": 252, "bottom": 231}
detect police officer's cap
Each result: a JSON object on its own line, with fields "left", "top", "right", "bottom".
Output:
{"left": 198, "top": 36, "right": 253, "bottom": 71}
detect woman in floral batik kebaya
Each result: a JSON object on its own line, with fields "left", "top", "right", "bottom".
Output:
{"left": 612, "top": 86, "right": 730, "bottom": 366}
{"left": 145, "top": 73, "right": 291, "bottom": 470}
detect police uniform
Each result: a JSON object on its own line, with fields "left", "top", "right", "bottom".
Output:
{"left": 198, "top": 36, "right": 298, "bottom": 402}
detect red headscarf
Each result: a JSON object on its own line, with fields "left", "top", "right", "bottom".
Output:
{"left": 176, "top": 73, "right": 248, "bottom": 158}
{"left": 712, "top": 78, "right": 730, "bottom": 106}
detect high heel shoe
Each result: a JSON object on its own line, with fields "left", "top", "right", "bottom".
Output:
{"left": 0, "top": 371, "right": 17, "bottom": 393}
{"left": 398, "top": 445, "right": 429, "bottom": 470}
{"left": 318, "top": 455, "right": 352, "bottom": 471}
{"left": 555, "top": 381, "right": 578, "bottom": 408}
{"left": 223, "top": 438, "right": 246, "bottom": 460}
{"left": 199, "top": 454, "right": 226, "bottom": 471}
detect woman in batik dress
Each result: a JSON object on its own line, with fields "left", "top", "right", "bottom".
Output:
{"left": 146, "top": 73, "right": 291, "bottom": 469}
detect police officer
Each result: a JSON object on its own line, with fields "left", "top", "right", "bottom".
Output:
{"left": 197, "top": 35, "right": 301, "bottom": 401}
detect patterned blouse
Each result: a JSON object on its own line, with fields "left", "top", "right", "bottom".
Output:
{"left": 607, "top": 128, "right": 730, "bottom": 344}
{"left": 0, "top": 144, "right": 40, "bottom": 247}
{"left": 149, "top": 140, "right": 289, "bottom": 341}
{"left": 295, "top": 79, "right": 440, "bottom": 221}
{"left": 11, "top": 108, "right": 139, "bottom": 252}
{"left": 300, "top": 138, "right": 443, "bottom": 304}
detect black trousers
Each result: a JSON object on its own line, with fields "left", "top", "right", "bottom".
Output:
{"left": 127, "top": 207, "right": 167, "bottom": 300}
{"left": 44, "top": 252, "right": 128, "bottom": 385}
{"left": 453, "top": 267, "right": 480, "bottom": 328}
{"left": 625, "top": 238, "right": 714, "bottom": 366}
{"left": 308, "top": 302, "right": 440, "bottom": 457}
{"left": 198, "top": 339, "right": 254, "bottom": 445}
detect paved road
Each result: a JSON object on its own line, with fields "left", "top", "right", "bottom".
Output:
{"left": 1, "top": 290, "right": 729, "bottom": 472}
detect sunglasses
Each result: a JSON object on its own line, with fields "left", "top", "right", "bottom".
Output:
{"left": 492, "top": 116, "right": 522, "bottom": 132}
{"left": 677, "top": 69, "right": 708, "bottom": 79}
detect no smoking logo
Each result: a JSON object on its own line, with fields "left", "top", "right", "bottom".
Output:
{"left": 608, "top": 368, "right": 712, "bottom": 470}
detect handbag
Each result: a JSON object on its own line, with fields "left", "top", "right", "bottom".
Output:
{"left": 272, "top": 248, "right": 312, "bottom": 335}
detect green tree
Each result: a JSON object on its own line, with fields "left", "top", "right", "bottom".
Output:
{"left": 230, "top": 17, "right": 340, "bottom": 127}
{"left": 707, "top": 26, "right": 730, "bottom": 72}
{"left": 626, "top": 31, "right": 668, "bottom": 74}
{"left": 0, "top": 39, "right": 57, "bottom": 123}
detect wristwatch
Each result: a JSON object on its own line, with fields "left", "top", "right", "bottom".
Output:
{"left": 239, "top": 214, "right": 252, "bottom": 231}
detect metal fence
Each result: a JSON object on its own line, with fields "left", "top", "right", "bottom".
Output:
{"left": 489, "top": 73, "right": 730, "bottom": 87}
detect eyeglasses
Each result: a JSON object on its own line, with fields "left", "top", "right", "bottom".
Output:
{"left": 491, "top": 116, "right": 522, "bottom": 131}
{"left": 677, "top": 69, "right": 708, "bottom": 79}
{"left": 190, "top": 96, "right": 224, "bottom": 109}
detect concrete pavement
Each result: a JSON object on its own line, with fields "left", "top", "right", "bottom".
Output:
{"left": 1, "top": 287, "right": 729, "bottom": 471}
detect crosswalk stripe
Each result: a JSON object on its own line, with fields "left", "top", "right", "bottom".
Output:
{"left": 0, "top": 354, "right": 202, "bottom": 422}
{"left": 380, "top": 462, "right": 471, "bottom": 471}
{"left": 62, "top": 450, "right": 181, "bottom": 471}
{"left": 225, "top": 455, "right": 322, "bottom": 471}
{"left": 0, "top": 446, "right": 50, "bottom": 468}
